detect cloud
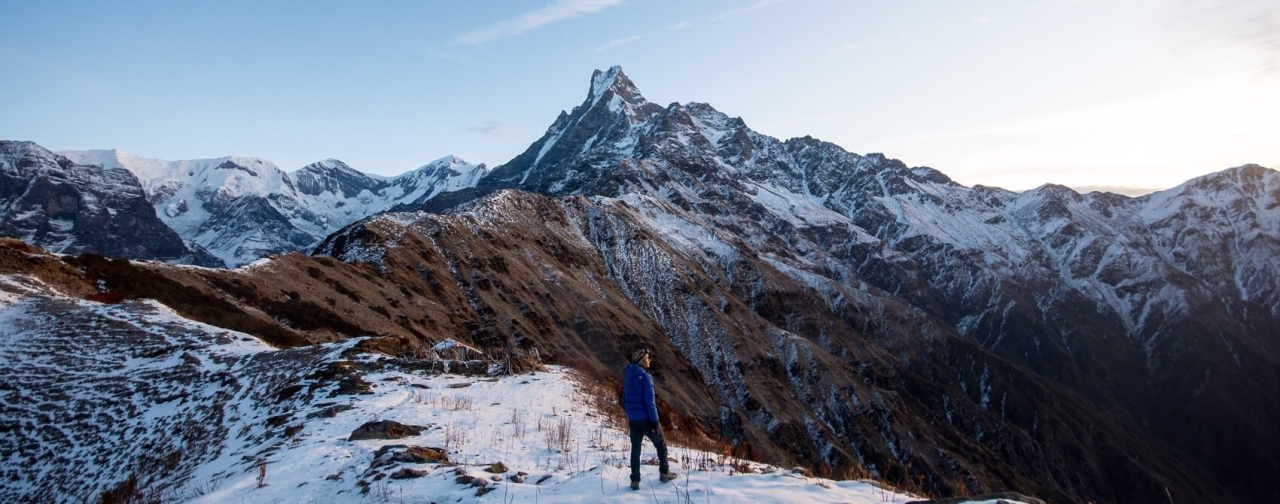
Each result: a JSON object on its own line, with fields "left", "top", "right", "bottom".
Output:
{"left": 453, "top": 0, "right": 623, "bottom": 46}
{"left": 467, "top": 121, "right": 523, "bottom": 138}
{"left": 710, "top": 0, "right": 790, "bottom": 22}
{"left": 591, "top": 21, "right": 692, "bottom": 52}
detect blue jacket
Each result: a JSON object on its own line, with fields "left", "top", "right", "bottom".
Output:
{"left": 623, "top": 363, "right": 659, "bottom": 422}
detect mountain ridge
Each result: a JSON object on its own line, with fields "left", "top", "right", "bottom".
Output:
{"left": 58, "top": 148, "right": 488, "bottom": 267}
{"left": 402, "top": 66, "right": 1278, "bottom": 502}
{"left": 2, "top": 65, "right": 1277, "bottom": 502}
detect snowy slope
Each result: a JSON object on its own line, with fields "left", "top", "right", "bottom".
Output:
{"left": 0, "top": 273, "right": 977, "bottom": 504}
{"left": 60, "top": 149, "right": 487, "bottom": 267}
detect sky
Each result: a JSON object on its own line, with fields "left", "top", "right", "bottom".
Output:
{"left": 2, "top": 0, "right": 1278, "bottom": 195}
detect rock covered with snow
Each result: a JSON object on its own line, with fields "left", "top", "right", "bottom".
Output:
{"left": 0, "top": 141, "right": 205, "bottom": 264}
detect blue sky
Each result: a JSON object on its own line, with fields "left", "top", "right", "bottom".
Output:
{"left": 2, "top": 0, "right": 1277, "bottom": 194}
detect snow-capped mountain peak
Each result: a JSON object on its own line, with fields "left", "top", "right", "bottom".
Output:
{"left": 583, "top": 65, "right": 660, "bottom": 126}
{"left": 56, "top": 148, "right": 488, "bottom": 267}
{"left": 293, "top": 158, "right": 387, "bottom": 198}
{"left": 588, "top": 65, "right": 644, "bottom": 107}
{"left": 419, "top": 154, "right": 478, "bottom": 173}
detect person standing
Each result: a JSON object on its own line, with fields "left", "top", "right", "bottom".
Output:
{"left": 623, "top": 348, "right": 676, "bottom": 490}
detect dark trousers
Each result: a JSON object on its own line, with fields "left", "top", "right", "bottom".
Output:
{"left": 628, "top": 418, "right": 670, "bottom": 482}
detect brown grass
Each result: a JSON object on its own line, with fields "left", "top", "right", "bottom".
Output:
{"left": 0, "top": 239, "right": 96, "bottom": 297}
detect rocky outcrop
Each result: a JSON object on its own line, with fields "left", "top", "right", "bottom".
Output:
{"left": 348, "top": 420, "right": 427, "bottom": 441}
{"left": 0, "top": 141, "right": 204, "bottom": 264}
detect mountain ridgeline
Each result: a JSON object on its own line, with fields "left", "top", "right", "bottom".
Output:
{"left": 2, "top": 66, "right": 1277, "bottom": 503}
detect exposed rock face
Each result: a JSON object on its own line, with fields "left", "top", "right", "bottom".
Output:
{"left": 0, "top": 141, "right": 204, "bottom": 264}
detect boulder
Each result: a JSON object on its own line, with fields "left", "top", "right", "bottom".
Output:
{"left": 389, "top": 468, "right": 428, "bottom": 479}
{"left": 372, "top": 444, "right": 449, "bottom": 464}
{"left": 348, "top": 420, "right": 427, "bottom": 441}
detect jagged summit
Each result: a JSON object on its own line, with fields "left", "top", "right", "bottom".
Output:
{"left": 577, "top": 65, "right": 662, "bottom": 126}
{"left": 421, "top": 154, "right": 475, "bottom": 168}
{"left": 587, "top": 65, "right": 648, "bottom": 108}
{"left": 294, "top": 158, "right": 387, "bottom": 198}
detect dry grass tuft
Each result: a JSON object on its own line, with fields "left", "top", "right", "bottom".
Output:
{"left": 544, "top": 417, "right": 574, "bottom": 453}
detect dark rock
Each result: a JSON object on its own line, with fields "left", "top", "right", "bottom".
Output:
{"left": 455, "top": 474, "right": 487, "bottom": 488}
{"left": 348, "top": 420, "right": 427, "bottom": 441}
{"left": 332, "top": 375, "right": 374, "bottom": 396}
{"left": 389, "top": 468, "right": 429, "bottom": 480}
{"left": 342, "top": 336, "right": 413, "bottom": 358}
{"left": 282, "top": 424, "right": 303, "bottom": 438}
{"left": 275, "top": 384, "right": 304, "bottom": 402}
{"left": 265, "top": 413, "right": 292, "bottom": 428}
{"left": 372, "top": 444, "right": 449, "bottom": 464}
{"left": 306, "top": 403, "right": 354, "bottom": 419}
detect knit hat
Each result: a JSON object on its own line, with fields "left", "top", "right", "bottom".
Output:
{"left": 630, "top": 348, "right": 649, "bottom": 364}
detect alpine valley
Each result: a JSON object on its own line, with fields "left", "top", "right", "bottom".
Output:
{"left": 2, "top": 67, "right": 1277, "bottom": 503}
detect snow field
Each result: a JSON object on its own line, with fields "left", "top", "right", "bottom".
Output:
{"left": 190, "top": 363, "right": 925, "bottom": 504}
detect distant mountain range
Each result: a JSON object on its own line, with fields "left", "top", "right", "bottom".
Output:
{"left": 2, "top": 66, "right": 1277, "bottom": 503}
{"left": 53, "top": 148, "right": 486, "bottom": 267}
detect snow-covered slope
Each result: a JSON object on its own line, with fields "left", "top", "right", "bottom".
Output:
{"left": 0, "top": 273, "right": 963, "bottom": 504}
{"left": 60, "top": 149, "right": 486, "bottom": 267}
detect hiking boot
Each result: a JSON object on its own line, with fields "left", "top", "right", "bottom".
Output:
{"left": 630, "top": 481, "right": 640, "bottom": 491}
{"left": 659, "top": 471, "right": 677, "bottom": 482}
